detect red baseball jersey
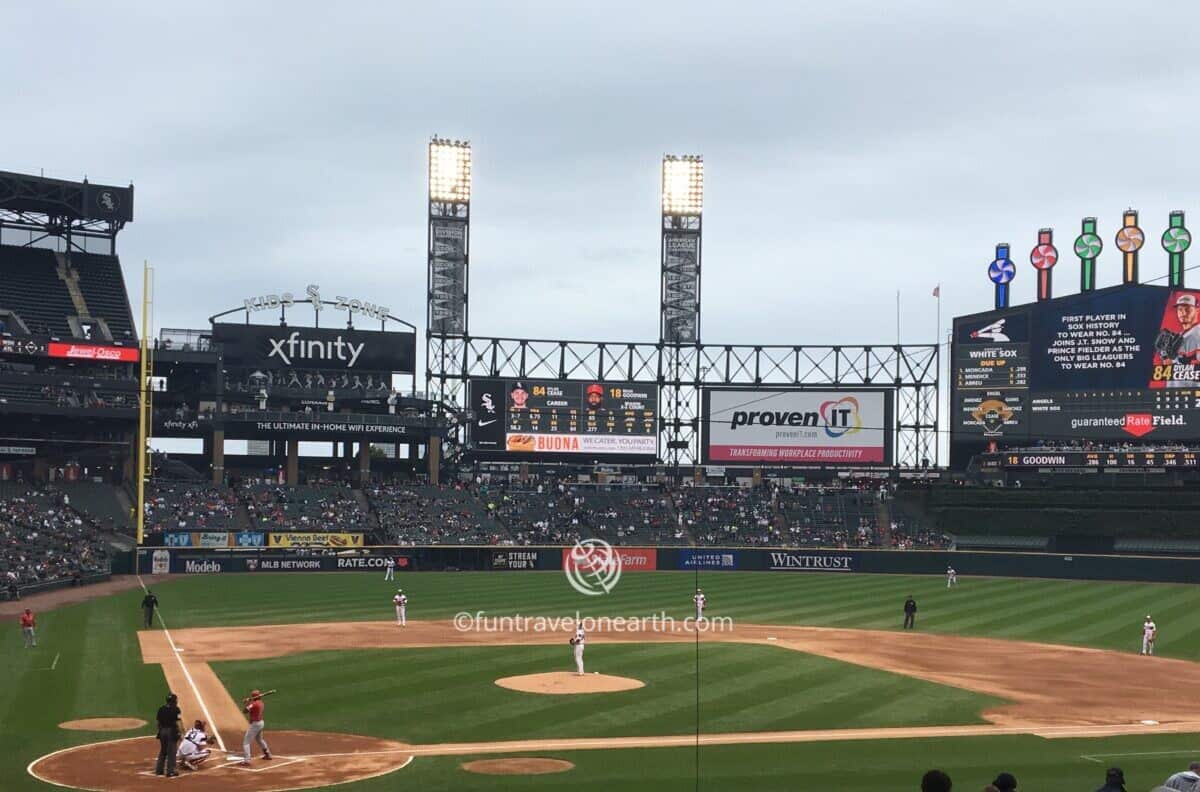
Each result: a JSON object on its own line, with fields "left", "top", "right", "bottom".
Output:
{"left": 246, "top": 699, "right": 264, "bottom": 722}
{"left": 19, "top": 612, "right": 34, "bottom": 628}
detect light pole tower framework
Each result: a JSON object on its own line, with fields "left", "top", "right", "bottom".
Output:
{"left": 425, "top": 137, "right": 471, "bottom": 416}
{"left": 660, "top": 155, "right": 703, "bottom": 474}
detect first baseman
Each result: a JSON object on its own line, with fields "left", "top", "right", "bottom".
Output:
{"left": 694, "top": 589, "right": 706, "bottom": 621}
{"left": 571, "top": 626, "right": 586, "bottom": 675}
{"left": 1142, "top": 615, "right": 1157, "bottom": 655}
{"left": 393, "top": 589, "right": 407, "bottom": 626}
{"left": 240, "top": 690, "right": 272, "bottom": 765}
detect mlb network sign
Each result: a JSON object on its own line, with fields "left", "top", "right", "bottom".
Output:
{"left": 704, "top": 389, "right": 891, "bottom": 464}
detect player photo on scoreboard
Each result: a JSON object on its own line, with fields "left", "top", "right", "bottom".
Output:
{"left": 1151, "top": 290, "right": 1200, "bottom": 389}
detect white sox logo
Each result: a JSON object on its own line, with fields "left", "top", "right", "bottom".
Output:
{"left": 267, "top": 331, "right": 365, "bottom": 367}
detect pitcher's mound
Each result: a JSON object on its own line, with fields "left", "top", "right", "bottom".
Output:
{"left": 29, "top": 729, "right": 413, "bottom": 791}
{"left": 462, "top": 758, "right": 575, "bottom": 775}
{"left": 495, "top": 671, "right": 644, "bottom": 694}
{"left": 60, "top": 718, "right": 146, "bottom": 731}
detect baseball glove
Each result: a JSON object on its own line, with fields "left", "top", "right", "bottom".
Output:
{"left": 1156, "top": 328, "right": 1184, "bottom": 361}
{"left": 569, "top": 638, "right": 577, "bottom": 646}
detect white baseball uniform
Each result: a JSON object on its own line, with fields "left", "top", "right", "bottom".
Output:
{"left": 384, "top": 557, "right": 395, "bottom": 581}
{"left": 947, "top": 567, "right": 957, "bottom": 588}
{"left": 573, "top": 627, "right": 586, "bottom": 675}
{"left": 1143, "top": 619, "right": 1157, "bottom": 655}
{"left": 393, "top": 593, "right": 407, "bottom": 626}
{"left": 177, "top": 727, "right": 211, "bottom": 766}
{"left": 694, "top": 592, "right": 706, "bottom": 620}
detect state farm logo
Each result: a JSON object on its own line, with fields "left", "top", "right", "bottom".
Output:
{"left": 1123, "top": 413, "right": 1154, "bottom": 438}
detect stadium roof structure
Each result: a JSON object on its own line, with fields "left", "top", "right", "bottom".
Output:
{"left": 0, "top": 170, "right": 133, "bottom": 254}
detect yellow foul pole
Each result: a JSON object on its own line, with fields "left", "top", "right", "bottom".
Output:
{"left": 136, "top": 262, "right": 154, "bottom": 546}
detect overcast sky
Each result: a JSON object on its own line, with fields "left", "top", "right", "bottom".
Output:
{"left": 8, "top": 1, "right": 1199, "bottom": 355}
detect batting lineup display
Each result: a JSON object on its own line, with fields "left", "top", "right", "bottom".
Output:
{"left": 469, "top": 378, "right": 658, "bottom": 458}
{"left": 952, "top": 284, "right": 1200, "bottom": 463}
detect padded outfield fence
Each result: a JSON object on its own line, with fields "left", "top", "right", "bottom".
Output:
{"left": 125, "top": 546, "right": 1200, "bottom": 584}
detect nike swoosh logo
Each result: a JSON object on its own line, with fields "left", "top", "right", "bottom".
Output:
{"left": 478, "top": 420, "right": 497, "bottom": 426}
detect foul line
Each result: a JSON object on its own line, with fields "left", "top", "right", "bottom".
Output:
{"left": 1080, "top": 749, "right": 1200, "bottom": 764}
{"left": 49, "top": 651, "right": 59, "bottom": 671}
{"left": 137, "top": 575, "right": 227, "bottom": 753}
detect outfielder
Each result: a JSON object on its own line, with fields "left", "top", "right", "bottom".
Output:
{"left": 383, "top": 557, "right": 395, "bottom": 581}
{"left": 1142, "top": 615, "right": 1157, "bottom": 655}
{"left": 694, "top": 589, "right": 706, "bottom": 621}
{"left": 946, "top": 566, "right": 957, "bottom": 588}
{"left": 240, "top": 690, "right": 272, "bottom": 765}
{"left": 570, "top": 626, "right": 586, "bottom": 675}
{"left": 177, "top": 720, "right": 212, "bottom": 771}
{"left": 393, "top": 589, "right": 407, "bottom": 626}
{"left": 20, "top": 608, "right": 35, "bottom": 648}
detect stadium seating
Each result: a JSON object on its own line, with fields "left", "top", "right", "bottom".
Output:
{"left": 370, "top": 482, "right": 509, "bottom": 545}
{"left": 145, "top": 482, "right": 242, "bottom": 532}
{"left": 0, "top": 247, "right": 78, "bottom": 337}
{"left": 70, "top": 253, "right": 136, "bottom": 341}
{"left": 0, "top": 486, "right": 111, "bottom": 596}
{"left": 241, "top": 482, "right": 367, "bottom": 532}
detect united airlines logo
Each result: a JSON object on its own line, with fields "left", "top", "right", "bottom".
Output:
{"left": 970, "top": 319, "right": 1009, "bottom": 342}
{"left": 819, "top": 396, "right": 861, "bottom": 438}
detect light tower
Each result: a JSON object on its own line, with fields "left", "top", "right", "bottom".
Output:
{"left": 660, "top": 155, "right": 703, "bottom": 473}
{"left": 426, "top": 137, "right": 471, "bottom": 409}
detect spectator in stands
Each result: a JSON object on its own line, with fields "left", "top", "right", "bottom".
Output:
{"left": 921, "top": 769, "right": 952, "bottom": 792}
{"left": 1162, "top": 762, "right": 1200, "bottom": 790}
{"left": 1094, "top": 767, "right": 1127, "bottom": 792}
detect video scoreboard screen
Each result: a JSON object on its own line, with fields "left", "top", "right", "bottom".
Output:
{"left": 951, "top": 285, "right": 1200, "bottom": 466}
{"left": 469, "top": 378, "right": 658, "bottom": 458}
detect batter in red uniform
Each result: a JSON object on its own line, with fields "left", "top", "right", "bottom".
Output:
{"left": 240, "top": 690, "right": 272, "bottom": 765}
{"left": 20, "top": 608, "right": 36, "bottom": 648}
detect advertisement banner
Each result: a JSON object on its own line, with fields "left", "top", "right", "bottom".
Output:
{"left": 267, "top": 532, "right": 364, "bottom": 548}
{"left": 164, "top": 532, "right": 194, "bottom": 548}
{"left": 561, "top": 546, "right": 657, "bottom": 573}
{"left": 429, "top": 219, "right": 467, "bottom": 335}
{"left": 334, "top": 555, "right": 412, "bottom": 571}
{"left": 235, "top": 531, "right": 266, "bottom": 547}
{"left": 245, "top": 557, "right": 324, "bottom": 572}
{"left": 151, "top": 549, "right": 170, "bottom": 575}
{"left": 47, "top": 342, "right": 139, "bottom": 363}
{"left": 704, "top": 389, "right": 892, "bottom": 465}
{"left": 470, "top": 378, "right": 658, "bottom": 459}
{"left": 662, "top": 232, "right": 699, "bottom": 343}
{"left": 767, "top": 551, "right": 856, "bottom": 572}
{"left": 491, "top": 549, "right": 539, "bottom": 570}
{"left": 212, "top": 323, "right": 415, "bottom": 374}
{"left": 678, "top": 549, "right": 739, "bottom": 570}
{"left": 197, "top": 532, "right": 231, "bottom": 548}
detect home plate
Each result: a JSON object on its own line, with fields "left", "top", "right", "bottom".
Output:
{"left": 767, "top": 636, "right": 777, "bottom": 641}
{"left": 1141, "top": 719, "right": 1160, "bottom": 725}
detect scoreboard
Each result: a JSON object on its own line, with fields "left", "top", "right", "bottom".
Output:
{"left": 986, "top": 450, "right": 1200, "bottom": 470}
{"left": 469, "top": 378, "right": 658, "bottom": 458}
{"left": 951, "top": 285, "right": 1200, "bottom": 466}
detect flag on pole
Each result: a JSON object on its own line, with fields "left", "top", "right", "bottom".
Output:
{"left": 932, "top": 285, "right": 940, "bottom": 297}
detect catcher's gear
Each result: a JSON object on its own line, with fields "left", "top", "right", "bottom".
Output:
{"left": 1155, "top": 328, "right": 1184, "bottom": 361}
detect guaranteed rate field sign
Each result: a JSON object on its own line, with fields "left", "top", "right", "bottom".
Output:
{"left": 703, "top": 389, "right": 892, "bottom": 465}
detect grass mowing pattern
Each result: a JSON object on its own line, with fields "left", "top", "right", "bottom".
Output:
{"left": 9, "top": 571, "right": 1200, "bottom": 790}
{"left": 211, "top": 643, "right": 1000, "bottom": 743}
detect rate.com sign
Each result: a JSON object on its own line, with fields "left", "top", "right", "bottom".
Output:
{"left": 703, "top": 389, "right": 892, "bottom": 465}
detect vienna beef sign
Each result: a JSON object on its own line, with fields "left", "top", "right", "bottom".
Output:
{"left": 768, "top": 552, "right": 856, "bottom": 572}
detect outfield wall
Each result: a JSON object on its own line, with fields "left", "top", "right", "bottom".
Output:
{"left": 133, "top": 547, "right": 1200, "bottom": 584}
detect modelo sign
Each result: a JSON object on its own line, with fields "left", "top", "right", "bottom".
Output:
{"left": 703, "top": 389, "right": 892, "bottom": 465}
{"left": 212, "top": 323, "right": 415, "bottom": 374}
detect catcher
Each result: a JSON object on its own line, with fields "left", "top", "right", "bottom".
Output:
{"left": 176, "top": 720, "right": 212, "bottom": 770}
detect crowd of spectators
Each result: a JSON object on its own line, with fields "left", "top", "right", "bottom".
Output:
{"left": 368, "top": 481, "right": 507, "bottom": 545}
{"left": 1, "top": 488, "right": 110, "bottom": 598}
{"left": 675, "top": 487, "right": 778, "bottom": 545}
{"left": 144, "top": 482, "right": 240, "bottom": 532}
{"left": 241, "top": 481, "right": 366, "bottom": 531}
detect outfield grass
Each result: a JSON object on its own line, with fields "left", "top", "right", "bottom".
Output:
{"left": 6, "top": 570, "right": 1200, "bottom": 791}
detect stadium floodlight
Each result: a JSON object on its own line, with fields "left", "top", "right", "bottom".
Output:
{"left": 662, "top": 155, "right": 703, "bottom": 216}
{"left": 429, "top": 137, "right": 471, "bottom": 203}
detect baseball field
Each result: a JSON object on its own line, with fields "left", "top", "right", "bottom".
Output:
{"left": 5, "top": 568, "right": 1200, "bottom": 790}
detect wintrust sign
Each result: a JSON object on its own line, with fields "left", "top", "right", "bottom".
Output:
{"left": 768, "top": 553, "right": 855, "bottom": 572}
{"left": 267, "top": 332, "right": 364, "bottom": 367}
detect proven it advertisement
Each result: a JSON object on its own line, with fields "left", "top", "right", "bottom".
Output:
{"left": 703, "top": 389, "right": 892, "bottom": 464}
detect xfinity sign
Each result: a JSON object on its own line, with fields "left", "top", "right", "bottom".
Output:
{"left": 268, "top": 332, "right": 364, "bottom": 368}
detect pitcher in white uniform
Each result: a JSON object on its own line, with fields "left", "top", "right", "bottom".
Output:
{"left": 393, "top": 589, "right": 407, "bottom": 626}
{"left": 571, "top": 627, "right": 586, "bottom": 675}
{"left": 1142, "top": 615, "right": 1157, "bottom": 655}
{"left": 694, "top": 589, "right": 706, "bottom": 621}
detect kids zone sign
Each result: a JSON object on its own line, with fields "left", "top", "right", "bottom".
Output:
{"left": 702, "top": 389, "right": 892, "bottom": 464}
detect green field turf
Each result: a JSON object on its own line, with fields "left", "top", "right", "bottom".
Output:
{"left": 5, "top": 570, "right": 1200, "bottom": 791}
